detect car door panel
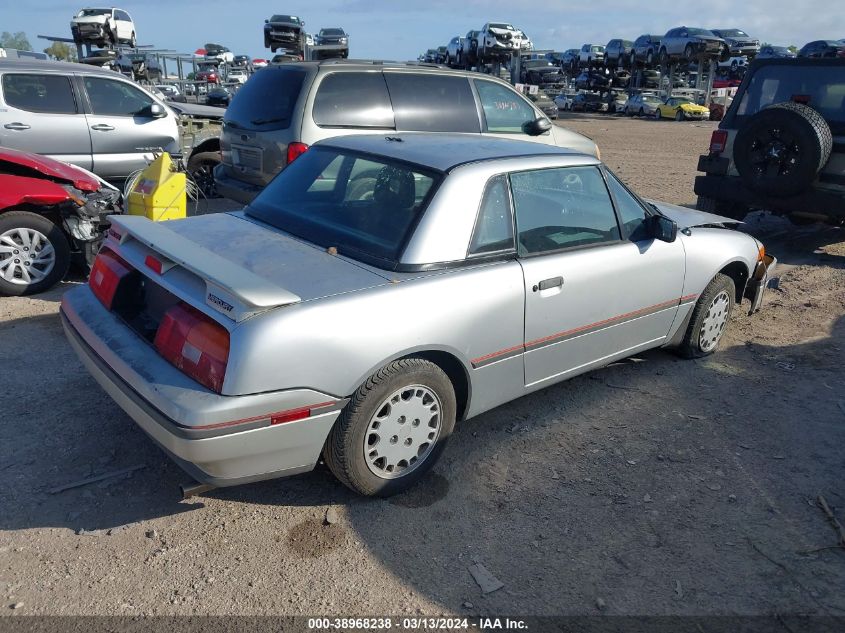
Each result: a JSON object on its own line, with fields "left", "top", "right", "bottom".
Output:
{"left": 520, "top": 239, "right": 684, "bottom": 386}
{"left": 509, "top": 165, "right": 686, "bottom": 387}
{"left": 0, "top": 72, "right": 92, "bottom": 170}
{"left": 81, "top": 75, "right": 177, "bottom": 179}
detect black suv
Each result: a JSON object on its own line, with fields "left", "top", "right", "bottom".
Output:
{"left": 604, "top": 39, "right": 634, "bottom": 68}
{"left": 695, "top": 58, "right": 844, "bottom": 223}
{"left": 264, "top": 14, "right": 305, "bottom": 54}
{"left": 631, "top": 34, "right": 662, "bottom": 67}
{"left": 128, "top": 53, "right": 162, "bottom": 82}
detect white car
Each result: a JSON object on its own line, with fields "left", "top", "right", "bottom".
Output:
{"left": 478, "top": 22, "right": 531, "bottom": 59}
{"left": 554, "top": 92, "right": 576, "bottom": 110}
{"left": 71, "top": 7, "right": 136, "bottom": 48}
{"left": 228, "top": 69, "right": 248, "bottom": 84}
{"left": 204, "top": 43, "right": 234, "bottom": 64}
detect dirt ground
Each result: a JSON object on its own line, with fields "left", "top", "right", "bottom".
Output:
{"left": 1, "top": 114, "right": 844, "bottom": 619}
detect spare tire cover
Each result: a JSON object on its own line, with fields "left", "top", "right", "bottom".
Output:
{"left": 733, "top": 101, "right": 832, "bottom": 197}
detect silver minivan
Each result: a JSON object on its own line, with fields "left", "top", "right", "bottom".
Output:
{"left": 214, "top": 60, "right": 599, "bottom": 203}
{"left": 0, "top": 59, "right": 180, "bottom": 180}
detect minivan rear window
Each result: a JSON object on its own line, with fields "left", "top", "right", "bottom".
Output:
{"left": 313, "top": 72, "right": 394, "bottom": 129}
{"left": 385, "top": 73, "right": 480, "bottom": 133}
{"left": 224, "top": 66, "right": 306, "bottom": 130}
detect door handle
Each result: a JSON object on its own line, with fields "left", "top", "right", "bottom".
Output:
{"left": 90, "top": 124, "right": 115, "bottom": 131}
{"left": 533, "top": 276, "right": 564, "bottom": 292}
{"left": 4, "top": 123, "right": 30, "bottom": 130}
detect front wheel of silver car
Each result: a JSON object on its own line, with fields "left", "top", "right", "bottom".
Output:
{"left": 678, "top": 273, "right": 736, "bottom": 358}
{"left": 324, "top": 358, "right": 456, "bottom": 497}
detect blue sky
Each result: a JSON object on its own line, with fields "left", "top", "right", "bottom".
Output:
{"left": 5, "top": 0, "right": 843, "bottom": 61}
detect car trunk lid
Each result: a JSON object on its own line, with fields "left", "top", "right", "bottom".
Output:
{"left": 106, "top": 212, "right": 391, "bottom": 323}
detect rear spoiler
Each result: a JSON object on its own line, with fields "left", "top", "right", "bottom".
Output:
{"left": 107, "top": 215, "right": 301, "bottom": 321}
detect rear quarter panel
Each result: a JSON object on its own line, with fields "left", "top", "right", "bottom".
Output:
{"left": 226, "top": 260, "right": 527, "bottom": 419}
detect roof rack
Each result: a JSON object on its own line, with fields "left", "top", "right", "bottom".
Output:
{"left": 317, "top": 59, "right": 450, "bottom": 70}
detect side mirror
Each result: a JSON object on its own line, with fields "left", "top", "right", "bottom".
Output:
{"left": 265, "top": 19, "right": 269, "bottom": 23}
{"left": 524, "top": 116, "right": 552, "bottom": 136}
{"left": 148, "top": 103, "right": 167, "bottom": 119}
{"left": 647, "top": 215, "right": 677, "bottom": 242}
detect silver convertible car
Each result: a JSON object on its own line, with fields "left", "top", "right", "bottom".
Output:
{"left": 61, "top": 134, "right": 775, "bottom": 496}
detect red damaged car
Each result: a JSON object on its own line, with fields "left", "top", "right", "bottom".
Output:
{"left": 0, "top": 148, "right": 122, "bottom": 296}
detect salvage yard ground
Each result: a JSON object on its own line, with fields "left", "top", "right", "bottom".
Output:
{"left": 1, "top": 114, "right": 844, "bottom": 617}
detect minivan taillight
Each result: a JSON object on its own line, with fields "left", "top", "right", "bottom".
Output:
{"left": 89, "top": 248, "right": 133, "bottom": 309}
{"left": 287, "top": 142, "right": 309, "bottom": 165}
{"left": 154, "top": 303, "right": 230, "bottom": 393}
{"left": 709, "top": 130, "right": 728, "bottom": 154}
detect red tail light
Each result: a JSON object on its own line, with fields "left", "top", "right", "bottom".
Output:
{"left": 286, "top": 142, "right": 309, "bottom": 165}
{"left": 154, "top": 303, "right": 230, "bottom": 393}
{"left": 709, "top": 130, "right": 728, "bottom": 154}
{"left": 89, "top": 248, "right": 133, "bottom": 309}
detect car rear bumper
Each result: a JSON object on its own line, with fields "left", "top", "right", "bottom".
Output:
{"left": 213, "top": 163, "right": 263, "bottom": 204}
{"left": 60, "top": 286, "right": 345, "bottom": 487}
{"left": 695, "top": 171, "right": 845, "bottom": 218}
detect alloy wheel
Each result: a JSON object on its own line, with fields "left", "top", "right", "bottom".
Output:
{"left": 0, "top": 228, "right": 55, "bottom": 286}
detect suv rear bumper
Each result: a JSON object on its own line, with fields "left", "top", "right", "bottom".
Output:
{"left": 695, "top": 172, "right": 845, "bottom": 218}
{"left": 213, "top": 163, "right": 262, "bottom": 204}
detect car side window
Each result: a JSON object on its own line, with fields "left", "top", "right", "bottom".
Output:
{"left": 605, "top": 171, "right": 650, "bottom": 241}
{"left": 468, "top": 174, "right": 514, "bottom": 255}
{"left": 473, "top": 80, "right": 537, "bottom": 133}
{"left": 1, "top": 73, "right": 78, "bottom": 114}
{"left": 510, "top": 166, "right": 622, "bottom": 255}
{"left": 312, "top": 72, "right": 394, "bottom": 128}
{"left": 84, "top": 77, "right": 153, "bottom": 116}
{"left": 385, "top": 73, "right": 480, "bottom": 133}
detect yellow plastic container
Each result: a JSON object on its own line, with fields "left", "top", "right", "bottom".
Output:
{"left": 127, "top": 153, "right": 187, "bottom": 221}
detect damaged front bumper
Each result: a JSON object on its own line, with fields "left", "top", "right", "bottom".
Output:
{"left": 745, "top": 254, "right": 776, "bottom": 314}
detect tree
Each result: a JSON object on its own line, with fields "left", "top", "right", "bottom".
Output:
{"left": 0, "top": 31, "right": 33, "bottom": 51}
{"left": 44, "top": 41, "right": 77, "bottom": 62}
{"left": 787, "top": 45, "right": 799, "bottom": 54}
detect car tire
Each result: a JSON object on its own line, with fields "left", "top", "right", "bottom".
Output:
{"left": 129, "top": 32, "right": 136, "bottom": 48}
{"left": 646, "top": 51, "right": 654, "bottom": 66}
{"left": 684, "top": 44, "right": 695, "bottom": 60}
{"left": 733, "top": 101, "right": 833, "bottom": 197}
{"left": 675, "top": 110, "right": 684, "bottom": 121}
{"left": 678, "top": 273, "right": 736, "bottom": 359}
{"left": 323, "top": 358, "right": 456, "bottom": 497}
{"left": 654, "top": 108, "right": 661, "bottom": 120}
{"left": 187, "top": 151, "right": 221, "bottom": 199}
{"left": 658, "top": 48, "right": 668, "bottom": 66}
{"left": 638, "top": 107, "right": 644, "bottom": 117}
{"left": 0, "top": 211, "right": 70, "bottom": 296}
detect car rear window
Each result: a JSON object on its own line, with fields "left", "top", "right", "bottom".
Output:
{"left": 734, "top": 65, "right": 845, "bottom": 132}
{"left": 246, "top": 146, "right": 439, "bottom": 266}
{"left": 384, "top": 73, "right": 480, "bottom": 133}
{"left": 224, "top": 65, "right": 306, "bottom": 130}
{"left": 313, "top": 72, "right": 394, "bottom": 129}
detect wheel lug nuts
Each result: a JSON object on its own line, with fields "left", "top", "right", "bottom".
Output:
{"left": 390, "top": 435, "right": 398, "bottom": 444}
{"left": 412, "top": 419, "right": 420, "bottom": 427}
{"left": 404, "top": 438, "right": 412, "bottom": 446}
{"left": 397, "top": 416, "right": 405, "bottom": 424}
{"left": 14, "top": 259, "right": 20, "bottom": 264}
